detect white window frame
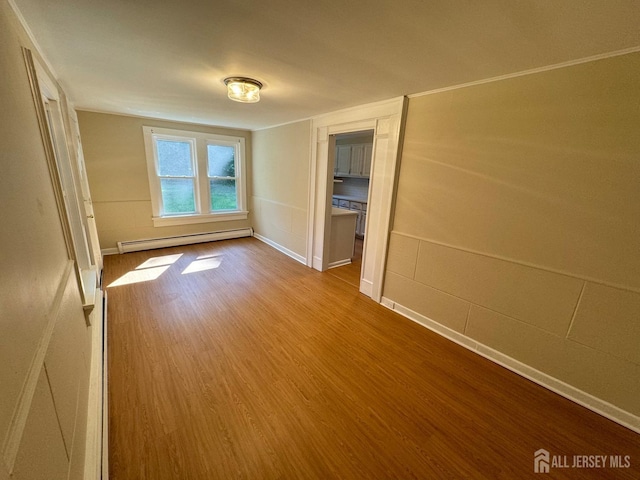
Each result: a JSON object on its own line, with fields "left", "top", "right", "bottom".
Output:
{"left": 143, "top": 126, "right": 248, "bottom": 227}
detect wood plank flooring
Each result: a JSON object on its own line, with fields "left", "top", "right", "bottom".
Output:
{"left": 104, "top": 238, "right": 640, "bottom": 479}
{"left": 327, "top": 237, "right": 362, "bottom": 288}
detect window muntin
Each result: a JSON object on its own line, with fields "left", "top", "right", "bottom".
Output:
{"left": 143, "top": 126, "right": 247, "bottom": 226}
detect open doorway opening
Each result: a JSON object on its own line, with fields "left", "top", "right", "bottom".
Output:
{"left": 308, "top": 97, "right": 404, "bottom": 301}
{"left": 326, "top": 130, "right": 374, "bottom": 288}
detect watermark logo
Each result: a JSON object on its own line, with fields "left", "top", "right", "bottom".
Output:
{"left": 534, "top": 449, "right": 631, "bottom": 474}
{"left": 534, "top": 449, "right": 550, "bottom": 473}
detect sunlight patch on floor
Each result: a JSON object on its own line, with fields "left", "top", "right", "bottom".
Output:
{"left": 137, "top": 253, "right": 183, "bottom": 269}
{"left": 108, "top": 265, "right": 170, "bottom": 287}
{"left": 108, "top": 253, "right": 184, "bottom": 287}
{"left": 181, "top": 255, "right": 222, "bottom": 274}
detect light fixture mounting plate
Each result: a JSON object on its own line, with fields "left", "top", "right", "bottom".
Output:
{"left": 223, "top": 77, "right": 263, "bottom": 88}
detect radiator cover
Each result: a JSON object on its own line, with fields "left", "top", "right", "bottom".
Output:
{"left": 116, "top": 228, "right": 253, "bottom": 253}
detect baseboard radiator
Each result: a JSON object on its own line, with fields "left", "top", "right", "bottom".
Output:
{"left": 116, "top": 228, "right": 253, "bottom": 254}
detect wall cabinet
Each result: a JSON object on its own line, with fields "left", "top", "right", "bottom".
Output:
{"left": 361, "top": 144, "right": 373, "bottom": 177}
{"left": 336, "top": 145, "right": 351, "bottom": 176}
{"left": 334, "top": 143, "right": 373, "bottom": 178}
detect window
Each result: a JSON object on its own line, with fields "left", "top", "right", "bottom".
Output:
{"left": 155, "top": 137, "right": 197, "bottom": 215}
{"left": 207, "top": 143, "right": 238, "bottom": 211}
{"left": 143, "top": 126, "right": 247, "bottom": 226}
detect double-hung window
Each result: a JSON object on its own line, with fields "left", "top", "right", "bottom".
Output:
{"left": 143, "top": 126, "right": 247, "bottom": 226}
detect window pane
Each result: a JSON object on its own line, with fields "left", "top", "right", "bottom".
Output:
{"left": 160, "top": 178, "right": 196, "bottom": 214}
{"left": 207, "top": 145, "right": 235, "bottom": 177}
{"left": 157, "top": 139, "right": 193, "bottom": 176}
{"left": 210, "top": 178, "right": 237, "bottom": 211}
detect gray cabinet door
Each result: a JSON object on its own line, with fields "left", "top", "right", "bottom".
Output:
{"left": 336, "top": 145, "right": 351, "bottom": 175}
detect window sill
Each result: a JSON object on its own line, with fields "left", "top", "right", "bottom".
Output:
{"left": 153, "top": 211, "right": 248, "bottom": 227}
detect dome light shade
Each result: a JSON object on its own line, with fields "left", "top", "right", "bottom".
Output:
{"left": 223, "top": 77, "right": 262, "bottom": 103}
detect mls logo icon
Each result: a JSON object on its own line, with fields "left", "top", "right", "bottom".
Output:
{"left": 535, "top": 449, "right": 550, "bottom": 473}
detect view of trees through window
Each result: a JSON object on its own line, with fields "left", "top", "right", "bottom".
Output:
{"left": 207, "top": 144, "right": 237, "bottom": 211}
{"left": 157, "top": 140, "right": 196, "bottom": 214}
{"left": 160, "top": 178, "right": 196, "bottom": 213}
{"left": 155, "top": 140, "right": 238, "bottom": 214}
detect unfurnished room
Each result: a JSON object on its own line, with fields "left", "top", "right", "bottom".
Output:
{"left": 1, "top": 1, "right": 639, "bottom": 479}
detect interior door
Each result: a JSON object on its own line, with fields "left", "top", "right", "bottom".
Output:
{"left": 68, "top": 109, "right": 102, "bottom": 271}
{"left": 32, "top": 55, "right": 100, "bottom": 308}
{"left": 43, "top": 97, "right": 92, "bottom": 272}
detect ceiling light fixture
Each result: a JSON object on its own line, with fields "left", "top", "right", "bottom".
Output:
{"left": 223, "top": 77, "right": 262, "bottom": 103}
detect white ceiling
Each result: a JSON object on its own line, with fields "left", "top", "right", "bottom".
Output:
{"left": 11, "top": 0, "right": 640, "bottom": 130}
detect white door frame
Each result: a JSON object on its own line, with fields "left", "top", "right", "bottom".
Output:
{"left": 27, "top": 51, "right": 101, "bottom": 311}
{"left": 306, "top": 97, "right": 405, "bottom": 301}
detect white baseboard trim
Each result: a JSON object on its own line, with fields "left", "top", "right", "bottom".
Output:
{"left": 359, "top": 278, "right": 373, "bottom": 298}
{"left": 328, "top": 259, "right": 351, "bottom": 269}
{"left": 381, "top": 297, "right": 640, "bottom": 435}
{"left": 312, "top": 256, "right": 322, "bottom": 271}
{"left": 253, "top": 233, "right": 306, "bottom": 265}
{"left": 101, "top": 248, "right": 119, "bottom": 256}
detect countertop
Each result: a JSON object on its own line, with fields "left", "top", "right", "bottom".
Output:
{"left": 331, "top": 207, "right": 358, "bottom": 217}
{"left": 332, "top": 194, "right": 368, "bottom": 204}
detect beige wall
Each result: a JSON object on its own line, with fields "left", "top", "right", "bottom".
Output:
{"left": 1, "top": 1, "right": 93, "bottom": 478}
{"left": 251, "top": 121, "right": 311, "bottom": 258}
{"left": 77, "top": 111, "right": 252, "bottom": 250}
{"left": 384, "top": 52, "right": 640, "bottom": 418}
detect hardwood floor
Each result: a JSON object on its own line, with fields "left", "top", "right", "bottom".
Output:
{"left": 327, "top": 236, "right": 362, "bottom": 288}
{"left": 104, "top": 238, "right": 639, "bottom": 479}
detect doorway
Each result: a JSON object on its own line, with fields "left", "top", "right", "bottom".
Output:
{"left": 307, "top": 98, "right": 405, "bottom": 302}
{"left": 326, "top": 130, "right": 374, "bottom": 288}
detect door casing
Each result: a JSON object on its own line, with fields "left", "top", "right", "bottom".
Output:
{"left": 307, "top": 97, "right": 405, "bottom": 301}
